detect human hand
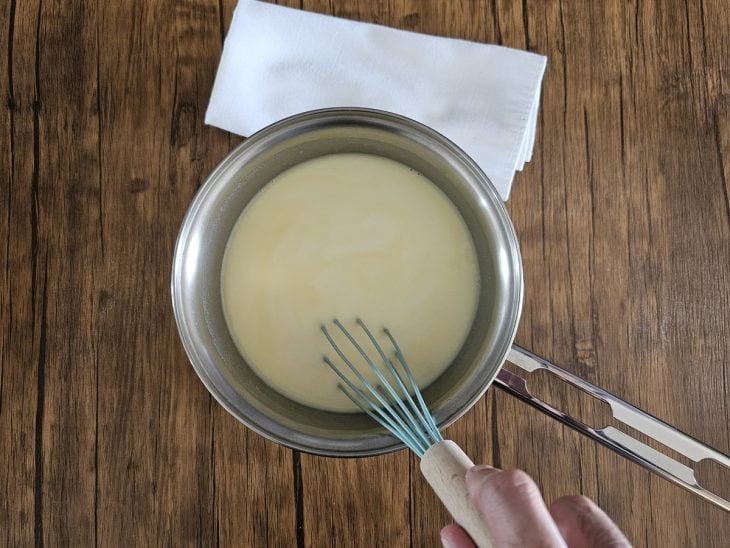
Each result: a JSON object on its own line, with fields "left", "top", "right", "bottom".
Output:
{"left": 440, "top": 465, "right": 630, "bottom": 548}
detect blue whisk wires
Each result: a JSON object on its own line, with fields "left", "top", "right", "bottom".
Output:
{"left": 321, "top": 319, "right": 443, "bottom": 457}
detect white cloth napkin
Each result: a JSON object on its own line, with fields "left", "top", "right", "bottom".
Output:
{"left": 206, "top": 0, "right": 547, "bottom": 200}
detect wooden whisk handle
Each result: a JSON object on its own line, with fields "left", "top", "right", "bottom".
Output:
{"left": 419, "top": 440, "right": 494, "bottom": 548}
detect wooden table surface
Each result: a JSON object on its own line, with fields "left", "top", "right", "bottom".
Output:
{"left": 2, "top": 0, "right": 729, "bottom": 546}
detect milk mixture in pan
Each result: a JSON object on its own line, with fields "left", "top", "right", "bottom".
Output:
{"left": 221, "top": 153, "right": 479, "bottom": 412}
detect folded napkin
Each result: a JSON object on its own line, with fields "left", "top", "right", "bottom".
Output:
{"left": 206, "top": 0, "right": 547, "bottom": 200}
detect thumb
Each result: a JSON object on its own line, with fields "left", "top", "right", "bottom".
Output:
{"left": 466, "top": 466, "right": 567, "bottom": 548}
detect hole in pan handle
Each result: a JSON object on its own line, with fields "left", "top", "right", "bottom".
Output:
{"left": 495, "top": 344, "right": 730, "bottom": 512}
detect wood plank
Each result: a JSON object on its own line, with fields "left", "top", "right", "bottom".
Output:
{"left": 1, "top": 1, "right": 44, "bottom": 545}
{"left": 33, "top": 1, "right": 101, "bottom": 543}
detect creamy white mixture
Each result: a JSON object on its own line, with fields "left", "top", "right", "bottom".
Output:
{"left": 221, "top": 153, "right": 479, "bottom": 412}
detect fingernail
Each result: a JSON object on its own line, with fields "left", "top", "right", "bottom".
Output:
{"left": 466, "top": 464, "right": 500, "bottom": 499}
{"left": 440, "top": 530, "right": 458, "bottom": 548}
{"left": 470, "top": 464, "right": 496, "bottom": 474}
{"left": 467, "top": 464, "right": 500, "bottom": 480}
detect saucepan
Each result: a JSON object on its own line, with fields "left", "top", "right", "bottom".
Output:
{"left": 171, "top": 108, "right": 728, "bottom": 511}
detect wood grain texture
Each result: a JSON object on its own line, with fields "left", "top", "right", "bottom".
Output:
{"left": 1, "top": 0, "right": 728, "bottom": 546}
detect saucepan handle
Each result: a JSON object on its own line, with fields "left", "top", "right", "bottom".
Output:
{"left": 495, "top": 344, "right": 730, "bottom": 512}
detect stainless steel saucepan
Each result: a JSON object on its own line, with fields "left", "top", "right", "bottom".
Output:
{"left": 171, "top": 108, "right": 728, "bottom": 511}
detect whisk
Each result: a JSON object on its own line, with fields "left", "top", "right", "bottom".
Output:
{"left": 321, "top": 319, "right": 494, "bottom": 548}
